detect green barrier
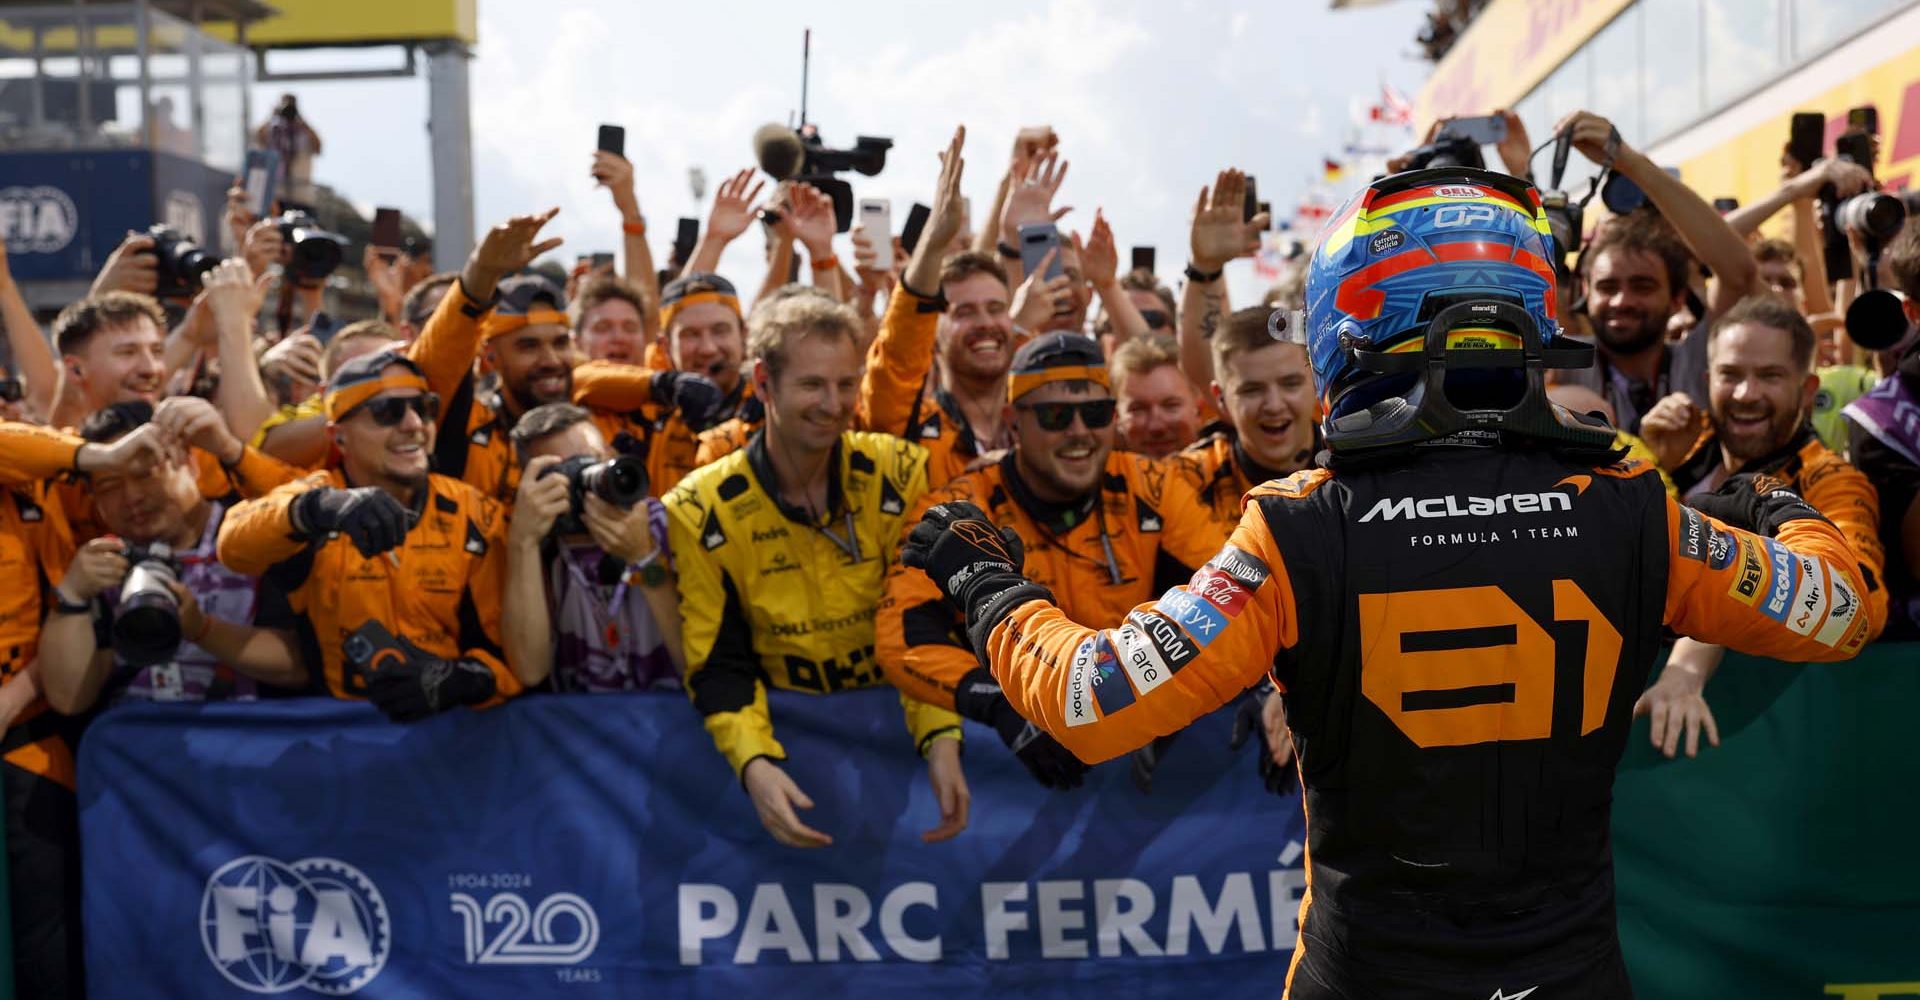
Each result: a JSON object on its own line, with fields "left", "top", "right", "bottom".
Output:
{"left": 1615, "top": 642, "right": 1920, "bottom": 999}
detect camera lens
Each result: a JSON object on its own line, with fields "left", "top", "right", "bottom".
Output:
{"left": 1836, "top": 192, "right": 1907, "bottom": 240}
{"left": 113, "top": 561, "right": 183, "bottom": 667}
{"left": 1845, "top": 289, "right": 1913, "bottom": 351}
{"left": 580, "top": 456, "right": 649, "bottom": 508}
{"left": 288, "top": 229, "right": 345, "bottom": 281}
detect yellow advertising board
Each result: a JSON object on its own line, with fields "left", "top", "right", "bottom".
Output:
{"left": 205, "top": 0, "right": 476, "bottom": 47}
{"left": 1669, "top": 46, "right": 1920, "bottom": 213}
{"left": 1415, "top": 0, "right": 1633, "bottom": 129}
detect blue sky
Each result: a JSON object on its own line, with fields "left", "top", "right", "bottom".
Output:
{"left": 269, "top": 0, "right": 1429, "bottom": 303}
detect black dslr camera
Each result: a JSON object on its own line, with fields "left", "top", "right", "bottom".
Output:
{"left": 275, "top": 210, "right": 350, "bottom": 283}
{"left": 143, "top": 225, "right": 219, "bottom": 299}
{"left": 543, "top": 455, "right": 649, "bottom": 536}
{"left": 113, "top": 542, "right": 183, "bottom": 667}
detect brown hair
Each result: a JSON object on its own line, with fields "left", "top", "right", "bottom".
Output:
{"left": 747, "top": 293, "right": 864, "bottom": 380}
{"left": 1119, "top": 268, "right": 1176, "bottom": 316}
{"left": 323, "top": 320, "right": 403, "bottom": 380}
{"left": 1584, "top": 211, "right": 1692, "bottom": 299}
{"left": 401, "top": 272, "right": 459, "bottom": 330}
{"left": 509, "top": 402, "right": 595, "bottom": 462}
{"left": 570, "top": 275, "right": 649, "bottom": 331}
{"left": 1210, "top": 305, "right": 1301, "bottom": 375}
{"left": 1708, "top": 295, "right": 1816, "bottom": 373}
{"left": 52, "top": 291, "right": 166, "bottom": 356}
{"left": 1110, "top": 334, "right": 1182, "bottom": 395}
{"left": 937, "top": 250, "right": 1009, "bottom": 298}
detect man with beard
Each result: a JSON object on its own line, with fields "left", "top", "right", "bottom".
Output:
{"left": 1178, "top": 307, "right": 1320, "bottom": 526}
{"left": 1634, "top": 297, "right": 1888, "bottom": 758}
{"left": 664, "top": 294, "right": 965, "bottom": 848}
{"left": 877, "top": 333, "right": 1226, "bottom": 791}
{"left": 218, "top": 351, "right": 522, "bottom": 720}
{"left": 1551, "top": 111, "right": 1758, "bottom": 433}
{"left": 862, "top": 127, "right": 1076, "bottom": 487}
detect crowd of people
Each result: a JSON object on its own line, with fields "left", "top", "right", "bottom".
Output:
{"left": 0, "top": 103, "right": 1915, "bottom": 995}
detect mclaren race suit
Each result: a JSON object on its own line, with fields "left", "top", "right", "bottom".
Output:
{"left": 878, "top": 451, "right": 1227, "bottom": 710}
{"left": 217, "top": 471, "right": 522, "bottom": 705}
{"left": 981, "top": 447, "right": 1873, "bottom": 998}
{"left": 666, "top": 430, "right": 962, "bottom": 777}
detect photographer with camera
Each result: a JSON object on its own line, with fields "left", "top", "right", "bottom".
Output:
{"left": 502, "top": 404, "right": 679, "bottom": 692}
{"left": 38, "top": 399, "right": 307, "bottom": 715}
{"left": 254, "top": 93, "right": 323, "bottom": 208}
{"left": 1553, "top": 110, "right": 1759, "bottom": 434}
{"left": 216, "top": 350, "right": 523, "bottom": 721}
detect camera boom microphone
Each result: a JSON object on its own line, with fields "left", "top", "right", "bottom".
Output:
{"left": 753, "top": 123, "right": 806, "bottom": 181}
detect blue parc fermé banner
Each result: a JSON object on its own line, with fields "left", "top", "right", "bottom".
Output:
{"left": 77, "top": 691, "right": 1307, "bottom": 999}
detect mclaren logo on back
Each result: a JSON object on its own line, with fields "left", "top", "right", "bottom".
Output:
{"left": 1358, "top": 487, "right": 1573, "bottom": 522}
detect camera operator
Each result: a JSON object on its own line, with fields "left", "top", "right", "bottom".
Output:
{"left": 1845, "top": 222, "right": 1920, "bottom": 638}
{"left": 502, "top": 403, "right": 681, "bottom": 692}
{"left": 1552, "top": 111, "right": 1759, "bottom": 434}
{"left": 38, "top": 400, "right": 307, "bottom": 715}
{"left": 216, "top": 351, "right": 523, "bottom": 721}
{"left": 254, "top": 93, "right": 323, "bottom": 207}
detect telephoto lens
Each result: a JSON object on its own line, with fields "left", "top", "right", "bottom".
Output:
{"left": 113, "top": 543, "right": 183, "bottom": 667}
{"left": 1845, "top": 289, "right": 1914, "bottom": 351}
{"left": 276, "top": 211, "right": 350, "bottom": 282}
{"left": 1835, "top": 192, "right": 1907, "bottom": 240}
{"left": 578, "top": 455, "right": 649, "bottom": 508}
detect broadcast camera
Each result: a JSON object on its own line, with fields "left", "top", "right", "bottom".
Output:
{"left": 542, "top": 454, "right": 649, "bottom": 537}
{"left": 113, "top": 542, "right": 183, "bottom": 667}
{"left": 749, "top": 30, "right": 892, "bottom": 232}
{"left": 143, "top": 225, "right": 219, "bottom": 300}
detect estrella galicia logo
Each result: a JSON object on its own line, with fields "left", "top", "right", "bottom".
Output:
{"left": 0, "top": 185, "right": 78, "bottom": 253}
{"left": 1368, "top": 230, "right": 1405, "bottom": 254}
{"left": 450, "top": 891, "right": 599, "bottom": 965}
{"left": 201, "top": 855, "right": 390, "bottom": 994}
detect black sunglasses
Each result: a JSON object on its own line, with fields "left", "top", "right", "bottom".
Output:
{"left": 1017, "top": 398, "right": 1117, "bottom": 432}
{"left": 1139, "top": 309, "right": 1171, "bottom": 330}
{"left": 354, "top": 392, "right": 440, "bottom": 427}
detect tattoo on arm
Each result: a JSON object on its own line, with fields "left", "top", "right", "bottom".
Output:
{"left": 1199, "top": 290, "right": 1225, "bottom": 340}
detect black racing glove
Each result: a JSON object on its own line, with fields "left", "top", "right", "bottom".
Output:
{"left": 954, "top": 667, "right": 1088, "bottom": 790}
{"left": 900, "top": 502, "right": 1053, "bottom": 652}
{"left": 650, "top": 370, "right": 725, "bottom": 432}
{"left": 1228, "top": 687, "right": 1296, "bottom": 796}
{"left": 1687, "top": 472, "right": 1831, "bottom": 537}
{"left": 292, "top": 486, "right": 412, "bottom": 557}
{"left": 364, "top": 656, "right": 497, "bottom": 722}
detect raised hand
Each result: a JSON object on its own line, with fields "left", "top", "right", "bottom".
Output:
{"left": 591, "top": 150, "right": 641, "bottom": 218}
{"left": 905, "top": 125, "right": 967, "bottom": 293}
{"left": 1000, "top": 149, "right": 1072, "bottom": 245}
{"left": 1078, "top": 210, "right": 1119, "bottom": 288}
{"left": 91, "top": 233, "right": 160, "bottom": 296}
{"left": 787, "top": 182, "right": 838, "bottom": 260}
{"left": 706, "top": 168, "right": 768, "bottom": 244}
{"left": 463, "top": 207, "right": 564, "bottom": 301}
{"left": 1190, "top": 169, "right": 1267, "bottom": 273}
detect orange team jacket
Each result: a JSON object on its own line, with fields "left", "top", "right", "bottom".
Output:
{"left": 0, "top": 424, "right": 83, "bottom": 787}
{"left": 1, "top": 419, "right": 299, "bottom": 542}
{"left": 1672, "top": 424, "right": 1887, "bottom": 640}
{"left": 979, "top": 446, "right": 1875, "bottom": 988}
{"left": 859, "top": 284, "right": 989, "bottom": 488}
{"left": 400, "top": 277, "right": 525, "bottom": 502}
{"left": 1175, "top": 433, "right": 1287, "bottom": 526}
{"left": 572, "top": 360, "right": 762, "bottom": 496}
{"left": 215, "top": 470, "right": 521, "bottom": 705}
{"left": 877, "top": 451, "right": 1227, "bottom": 711}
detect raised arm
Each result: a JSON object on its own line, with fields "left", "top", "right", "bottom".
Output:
{"left": 0, "top": 236, "right": 57, "bottom": 418}
{"left": 1078, "top": 210, "right": 1150, "bottom": 342}
{"left": 1557, "top": 110, "right": 1758, "bottom": 316}
{"left": 860, "top": 126, "right": 967, "bottom": 435}
{"left": 687, "top": 169, "right": 765, "bottom": 276}
{"left": 591, "top": 150, "right": 660, "bottom": 328}
{"left": 1178, "top": 169, "right": 1266, "bottom": 390}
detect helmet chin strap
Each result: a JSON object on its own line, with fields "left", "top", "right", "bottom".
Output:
{"left": 1323, "top": 300, "right": 1618, "bottom": 459}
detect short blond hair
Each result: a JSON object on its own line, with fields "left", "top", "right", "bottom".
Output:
{"left": 1110, "top": 333, "right": 1182, "bottom": 396}
{"left": 746, "top": 293, "right": 864, "bottom": 380}
{"left": 1210, "top": 305, "right": 1302, "bottom": 376}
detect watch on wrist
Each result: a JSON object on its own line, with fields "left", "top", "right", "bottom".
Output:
{"left": 997, "top": 241, "right": 1021, "bottom": 260}
{"left": 1185, "top": 262, "right": 1225, "bottom": 283}
{"left": 629, "top": 548, "right": 669, "bottom": 587}
{"left": 52, "top": 590, "right": 92, "bottom": 616}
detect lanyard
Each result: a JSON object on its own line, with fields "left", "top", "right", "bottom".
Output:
{"left": 561, "top": 549, "right": 632, "bottom": 648}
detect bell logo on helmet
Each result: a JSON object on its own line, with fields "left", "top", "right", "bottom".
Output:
{"left": 1433, "top": 185, "right": 1486, "bottom": 199}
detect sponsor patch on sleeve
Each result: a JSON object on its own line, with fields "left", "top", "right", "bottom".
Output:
{"left": 1761, "top": 538, "right": 1796, "bottom": 623}
{"left": 1064, "top": 637, "right": 1099, "bottom": 727}
{"left": 1112, "top": 622, "right": 1173, "bottom": 695}
{"left": 1087, "top": 632, "right": 1135, "bottom": 717}
{"left": 1812, "top": 563, "right": 1859, "bottom": 647}
{"left": 1205, "top": 544, "right": 1271, "bottom": 591}
{"left": 1706, "top": 528, "right": 1737, "bottom": 569}
{"left": 1677, "top": 506, "right": 1709, "bottom": 562}
{"left": 1128, "top": 609, "right": 1200, "bottom": 674}
{"left": 1786, "top": 555, "right": 1830, "bottom": 637}
{"left": 1727, "top": 534, "right": 1766, "bottom": 605}
{"left": 1157, "top": 587, "right": 1230, "bottom": 646}
{"left": 1187, "top": 566, "right": 1253, "bottom": 617}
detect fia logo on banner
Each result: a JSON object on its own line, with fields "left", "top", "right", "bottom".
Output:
{"left": 450, "top": 891, "right": 601, "bottom": 966}
{"left": 200, "top": 855, "right": 390, "bottom": 995}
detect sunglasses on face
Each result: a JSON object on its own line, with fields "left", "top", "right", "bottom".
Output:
{"left": 1139, "top": 309, "right": 1171, "bottom": 330}
{"left": 354, "top": 392, "right": 441, "bottom": 427}
{"left": 1017, "top": 398, "right": 1117, "bottom": 431}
